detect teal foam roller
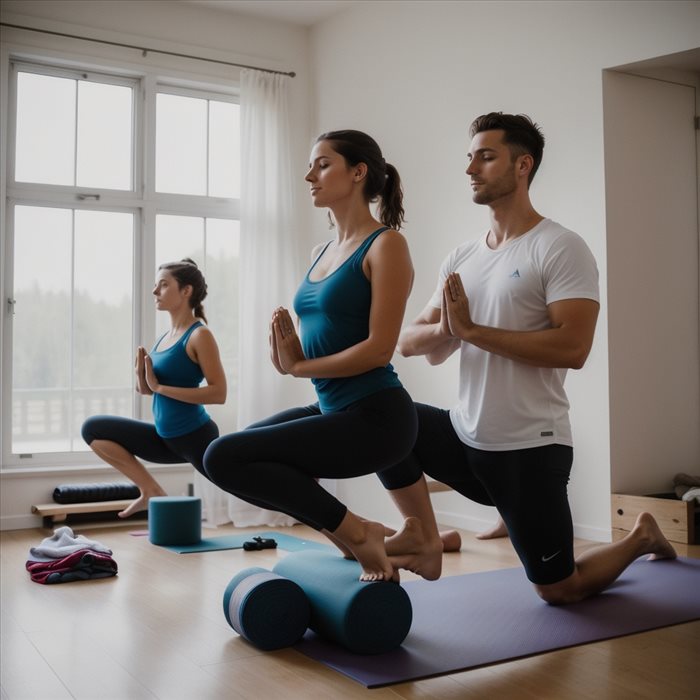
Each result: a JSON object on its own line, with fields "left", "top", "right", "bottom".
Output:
{"left": 223, "top": 567, "right": 310, "bottom": 651}
{"left": 273, "top": 550, "right": 413, "bottom": 654}
{"left": 148, "top": 496, "right": 201, "bottom": 546}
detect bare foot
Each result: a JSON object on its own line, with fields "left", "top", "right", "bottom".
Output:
{"left": 118, "top": 489, "right": 165, "bottom": 518}
{"left": 384, "top": 524, "right": 462, "bottom": 553}
{"left": 344, "top": 520, "right": 397, "bottom": 582}
{"left": 476, "top": 517, "right": 508, "bottom": 540}
{"left": 633, "top": 512, "right": 677, "bottom": 560}
{"left": 322, "top": 529, "right": 355, "bottom": 559}
{"left": 385, "top": 517, "right": 443, "bottom": 580}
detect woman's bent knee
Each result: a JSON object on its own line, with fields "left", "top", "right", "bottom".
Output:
{"left": 81, "top": 415, "right": 105, "bottom": 445}
{"left": 203, "top": 437, "right": 234, "bottom": 485}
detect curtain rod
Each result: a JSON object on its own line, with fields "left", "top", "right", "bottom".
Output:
{"left": 0, "top": 22, "right": 296, "bottom": 77}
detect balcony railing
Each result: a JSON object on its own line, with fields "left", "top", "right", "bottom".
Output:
{"left": 12, "top": 386, "right": 132, "bottom": 454}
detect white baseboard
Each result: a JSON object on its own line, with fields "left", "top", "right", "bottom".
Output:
{"left": 433, "top": 508, "right": 611, "bottom": 544}
{"left": 1, "top": 513, "right": 42, "bottom": 531}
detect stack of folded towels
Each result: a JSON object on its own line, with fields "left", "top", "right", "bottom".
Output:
{"left": 26, "top": 526, "right": 118, "bottom": 584}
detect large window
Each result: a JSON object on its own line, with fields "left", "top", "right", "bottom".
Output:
{"left": 4, "top": 60, "right": 240, "bottom": 465}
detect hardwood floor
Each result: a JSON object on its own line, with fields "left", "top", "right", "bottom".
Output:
{"left": 1, "top": 522, "right": 698, "bottom": 699}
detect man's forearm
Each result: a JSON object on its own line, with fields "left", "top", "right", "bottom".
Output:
{"left": 459, "top": 323, "right": 590, "bottom": 369}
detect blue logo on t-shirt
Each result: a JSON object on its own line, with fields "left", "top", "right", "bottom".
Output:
{"left": 509, "top": 269, "right": 521, "bottom": 278}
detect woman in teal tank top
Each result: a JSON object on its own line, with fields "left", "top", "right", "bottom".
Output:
{"left": 204, "top": 131, "right": 447, "bottom": 582}
{"left": 82, "top": 259, "right": 227, "bottom": 518}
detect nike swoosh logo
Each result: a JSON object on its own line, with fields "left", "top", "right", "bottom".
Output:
{"left": 541, "top": 550, "right": 561, "bottom": 562}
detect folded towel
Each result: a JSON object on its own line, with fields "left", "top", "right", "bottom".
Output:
{"left": 28, "top": 526, "right": 112, "bottom": 563}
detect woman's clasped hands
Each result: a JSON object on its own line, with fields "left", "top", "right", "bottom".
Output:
{"left": 269, "top": 306, "right": 306, "bottom": 376}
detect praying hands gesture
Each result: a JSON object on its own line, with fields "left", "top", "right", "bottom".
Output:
{"left": 134, "top": 346, "right": 154, "bottom": 395}
{"left": 270, "top": 306, "right": 306, "bottom": 376}
{"left": 442, "top": 272, "right": 475, "bottom": 340}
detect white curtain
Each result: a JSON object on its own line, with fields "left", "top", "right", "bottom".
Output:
{"left": 196, "top": 69, "right": 300, "bottom": 527}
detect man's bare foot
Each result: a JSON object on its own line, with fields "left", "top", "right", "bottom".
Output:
{"left": 384, "top": 524, "right": 461, "bottom": 553}
{"left": 342, "top": 520, "right": 396, "bottom": 582}
{"left": 118, "top": 489, "right": 165, "bottom": 518}
{"left": 476, "top": 517, "right": 508, "bottom": 540}
{"left": 385, "top": 517, "right": 443, "bottom": 580}
{"left": 633, "top": 512, "right": 677, "bottom": 560}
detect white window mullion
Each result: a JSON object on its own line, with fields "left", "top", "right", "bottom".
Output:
{"left": 73, "top": 78, "right": 79, "bottom": 187}
{"left": 206, "top": 99, "right": 211, "bottom": 197}
{"left": 69, "top": 209, "right": 76, "bottom": 452}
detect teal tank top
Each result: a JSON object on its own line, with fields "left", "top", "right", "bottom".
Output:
{"left": 150, "top": 321, "right": 210, "bottom": 438}
{"left": 293, "top": 226, "right": 402, "bottom": 413}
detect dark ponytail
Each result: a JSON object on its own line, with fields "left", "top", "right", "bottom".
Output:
{"left": 379, "top": 162, "right": 405, "bottom": 233}
{"left": 158, "top": 258, "right": 209, "bottom": 324}
{"left": 316, "top": 130, "right": 405, "bottom": 231}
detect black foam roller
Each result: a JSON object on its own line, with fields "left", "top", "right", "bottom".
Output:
{"left": 52, "top": 482, "right": 140, "bottom": 504}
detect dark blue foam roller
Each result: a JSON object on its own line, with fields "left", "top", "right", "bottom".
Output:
{"left": 223, "top": 567, "right": 310, "bottom": 651}
{"left": 273, "top": 550, "right": 413, "bottom": 654}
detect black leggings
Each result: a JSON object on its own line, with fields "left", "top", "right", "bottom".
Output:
{"left": 81, "top": 415, "right": 219, "bottom": 477}
{"left": 203, "top": 387, "right": 418, "bottom": 532}
{"left": 378, "top": 403, "right": 575, "bottom": 585}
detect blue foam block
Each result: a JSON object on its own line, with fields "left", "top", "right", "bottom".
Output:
{"left": 148, "top": 497, "right": 201, "bottom": 546}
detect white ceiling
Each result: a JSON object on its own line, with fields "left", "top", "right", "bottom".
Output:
{"left": 181, "top": 0, "right": 356, "bottom": 26}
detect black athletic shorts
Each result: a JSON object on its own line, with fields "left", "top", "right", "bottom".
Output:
{"left": 379, "top": 403, "right": 576, "bottom": 585}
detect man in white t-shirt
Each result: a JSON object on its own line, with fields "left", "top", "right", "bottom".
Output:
{"left": 385, "top": 112, "right": 676, "bottom": 603}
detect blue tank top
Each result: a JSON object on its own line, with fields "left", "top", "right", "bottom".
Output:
{"left": 293, "top": 226, "right": 402, "bottom": 413}
{"left": 150, "top": 321, "right": 210, "bottom": 438}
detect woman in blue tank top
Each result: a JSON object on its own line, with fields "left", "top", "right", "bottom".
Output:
{"left": 82, "top": 259, "right": 226, "bottom": 518}
{"left": 204, "top": 131, "right": 448, "bottom": 582}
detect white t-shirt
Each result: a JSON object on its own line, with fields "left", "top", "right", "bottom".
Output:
{"left": 429, "top": 218, "right": 599, "bottom": 450}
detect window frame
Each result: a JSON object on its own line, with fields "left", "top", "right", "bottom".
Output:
{"left": 2, "top": 50, "right": 240, "bottom": 470}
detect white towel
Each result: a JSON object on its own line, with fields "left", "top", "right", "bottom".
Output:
{"left": 681, "top": 487, "right": 700, "bottom": 504}
{"left": 28, "top": 526, "right": 113, "bottom": 563}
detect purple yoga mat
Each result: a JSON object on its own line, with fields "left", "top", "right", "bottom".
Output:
{"left": 295, "top": 556, "right": 700, "bottom": 688}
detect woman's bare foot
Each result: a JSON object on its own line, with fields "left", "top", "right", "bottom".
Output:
{"left": 385, "top": 517, "right": 443, "bottom": 580}
{"left": 335, "top": 519, "right": 396, "bottom": 582}
{"left": 322, "top": 529, "right": 354, "bottom": 559}
{"left": 118, "top": 488, "right": 165, "bottom": 518}
{"left": 633, "top": 512, "right": 677, "bottom": 560}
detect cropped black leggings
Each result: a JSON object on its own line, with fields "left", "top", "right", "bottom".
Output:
{"left": 81, "top": 415, "right": 219, "bottom": 477}
{"left": 203, "top": 387, "right": 418, "bottom": 532}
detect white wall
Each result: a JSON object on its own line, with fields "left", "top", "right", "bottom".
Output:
{"left": 309, "top": 0, "right": 700, "bottom": 539}
{"left": 0, "top": 0, "right": 314, "bottom": 529}
{"left": 2, "top": 0, "right": 699, "bottom": 537}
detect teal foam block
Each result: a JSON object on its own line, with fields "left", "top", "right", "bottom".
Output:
{"left": 223, "top": 567, "right": 310, "bottom": 651}
{"left": 273, "top": 550, "right": 413, "bottom": 655}
{"left": 164, "top": 531, "right": 335, "bottom": 554}
{"left": 148, "top": 496, "right": 202, "bottom": 546}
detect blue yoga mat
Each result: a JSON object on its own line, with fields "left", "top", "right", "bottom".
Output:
{"left": 163, "top": 531, "right": 335, "bottom": 554}
{"left": 295, "top": 556, "right": 700, "bottom": 688}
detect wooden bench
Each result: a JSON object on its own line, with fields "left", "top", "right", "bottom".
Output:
{"left": 31, "top": 500, "right": 144, "bottom": 530}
